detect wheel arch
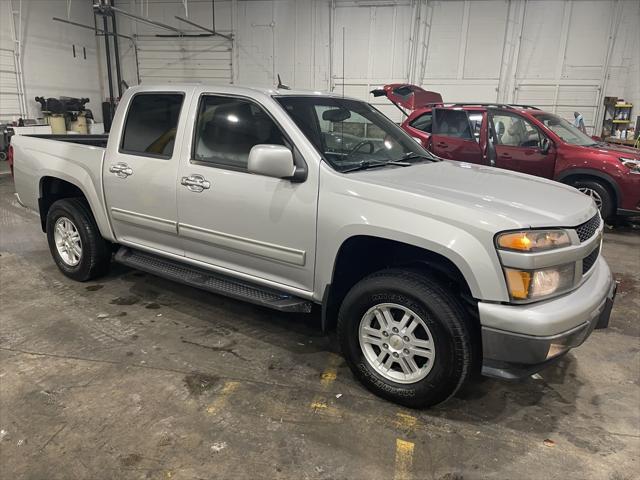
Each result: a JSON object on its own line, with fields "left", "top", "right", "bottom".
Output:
{"left": 38, "top": 176, "right": 113, "bottom": 240}
{"left": 557, "top": 169, "right": 621, "bottom": 208}
{"left": 321, "top": 235, "right": 480, "bottom": 332}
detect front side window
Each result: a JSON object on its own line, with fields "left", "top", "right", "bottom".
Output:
{"left": 491, "top": 113, "right": 541, "bottom": 148}
{"left": 433, "top": 109, "right": 474, "bottom": 140}
{"left": 193, "top": 96, "right": 286, "bottom": 170}
{"left": 533, "top": 112, "right": 596, "bottom": 147}
{"left": 276, "top": 96, "right": 431, "bottom": 172}
{"left": 121, "top": 93, "right": 184, "bottom": 158}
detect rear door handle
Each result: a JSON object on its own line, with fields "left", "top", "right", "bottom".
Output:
{"left": 436, "top": 142, "right": 449, "bottom": 148}
{"left": 109, "top": 162, "right": 133, "bottom": 178}
{"left": 181, "top": 174, "right": 211, "bottom": 193}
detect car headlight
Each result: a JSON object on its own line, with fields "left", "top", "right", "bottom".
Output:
{"left": 504, "top": 264, "right": 575, "bottom": 300}
{"left": 619, "top": 157, "right": 640, "bottom": 174}
{"left": 496, "top": 230, "right": 571, "bottom": 252}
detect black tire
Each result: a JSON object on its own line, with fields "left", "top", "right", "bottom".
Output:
{"left": 46, "top": 198, "right": 111, "bottom": 281}
{"left": 337, "top": 269, "right": 475, "bottom": 408}
{"left": 570, "top": 179, "right": 614, "bottom": 221}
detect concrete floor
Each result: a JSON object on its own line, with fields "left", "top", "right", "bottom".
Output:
{"left": 0, "top": 170, "right": 638, "bottom": 480}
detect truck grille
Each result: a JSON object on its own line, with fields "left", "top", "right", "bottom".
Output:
{"left": 582, "top": 245, "right": 600, "bottom": 274}
{"left": 575, "top": 214, "right": 601, "bottom": 243}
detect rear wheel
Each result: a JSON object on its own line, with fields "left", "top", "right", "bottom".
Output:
{"left": 571, "top": 179, "right": 614, "bottom": 221}
{"left": 337, "top": 269, "right": 475, "bottom": 408}
{"left": 46, "top": 198, "right": 111, "bottom": 281}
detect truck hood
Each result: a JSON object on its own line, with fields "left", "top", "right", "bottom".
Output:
{"left": 349, "top": 160, "right": 596, "bottom": 229}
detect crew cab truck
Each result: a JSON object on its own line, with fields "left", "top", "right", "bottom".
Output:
{"left": 374, "top": 84, "right": 640, "bottom": 221}
{"left": 12, "top": 85, "right": 616, "bottom": 407}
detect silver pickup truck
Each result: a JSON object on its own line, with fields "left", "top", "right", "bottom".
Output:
{"left": 12, "top": 85, "right": 616, "bottom": 407}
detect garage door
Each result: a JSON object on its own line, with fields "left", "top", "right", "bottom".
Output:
{"left": 0, "top": 47, "right": 21, "bottom": 121}
{"left": 136, "top": 37, "right": 232, "bottom": 85}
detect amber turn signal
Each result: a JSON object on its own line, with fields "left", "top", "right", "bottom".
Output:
{"left": 504, "top": 268, "right": 532, "bottom": 299}
{"left": 497, "top": 230, "right": 571, "bottom": 252}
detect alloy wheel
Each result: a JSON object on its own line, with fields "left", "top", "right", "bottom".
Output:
{"left": 358, "top": 303, "right": 436, "bottom": 384}
{"left": 54, "top": 217, "right": 82, "bottom": 266}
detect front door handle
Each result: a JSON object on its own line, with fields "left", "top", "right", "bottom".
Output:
{"left": 181, "top": 174, "right": 211, "bottom": 193}
{"left": 109, "top": 162, "right": 133, "bottom": 178}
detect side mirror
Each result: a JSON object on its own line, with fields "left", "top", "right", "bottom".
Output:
{"left": 540, "top": 137, "right": 551, "bottom": 154}
{"left": 247, "top": 144, "right": 295, "bottom": 179}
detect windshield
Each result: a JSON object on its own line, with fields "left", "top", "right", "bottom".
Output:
{"left": 275, "top": 96, "right": 433, "bottom": 172}
{"left": 534, "top": 112, "right": 596, "bottom": 146}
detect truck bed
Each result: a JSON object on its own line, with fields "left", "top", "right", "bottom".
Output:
{"left": 12, "top": 134, "right": 110, "bottom": 237}
{"left": 23, "top": 134, "right": 109, "bottom": 148}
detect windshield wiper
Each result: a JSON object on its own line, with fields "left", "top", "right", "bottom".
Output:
{"left": 398, "top": 152, "right": 438, "bottom": 163}
{"left": 340, "top": 159, "right": 411, "bottom": 173}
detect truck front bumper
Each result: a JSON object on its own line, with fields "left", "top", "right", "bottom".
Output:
{"left": 479, "top": 257, "right": 616, "bottom": 380}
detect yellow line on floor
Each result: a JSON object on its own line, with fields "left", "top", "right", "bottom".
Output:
{"left": 310, "top": 353, "right": 342, "bottom": 416}
{"left": 206, "top": 380, "right": 239, "bottom": 415}
{"left": 319, "top": 354, "right": 341, "bottom": 388}
{"left": 395, "top": 411, "right": 418, "bottom": 430}
{"left": 393, "top": 438, "right": 415, "bottom": 480}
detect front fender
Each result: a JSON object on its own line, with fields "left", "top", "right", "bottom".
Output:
{"left": 315, "top": 205, "right": 509, "bottom": 303}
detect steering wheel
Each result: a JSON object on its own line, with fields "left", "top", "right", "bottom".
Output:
{"left": 346, "top": 140, "right": 376, "bottom": 157}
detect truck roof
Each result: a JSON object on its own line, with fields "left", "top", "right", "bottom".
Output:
{"left": 127, "top": 83, "right": 361, "bottom": 101}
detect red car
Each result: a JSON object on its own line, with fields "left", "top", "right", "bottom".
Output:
{"left": 373, "top": 84, "right": 640, "bottom": 221}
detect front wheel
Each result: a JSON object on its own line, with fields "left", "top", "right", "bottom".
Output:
{"left": 337, "top": 269, "right": 475, "bottom": 408}
{"left": 46, "top": 198, "right": 111, "bottom": 281}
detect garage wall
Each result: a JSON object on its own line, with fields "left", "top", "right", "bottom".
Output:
{"left": 0, "top": 0, "right": 103, "bottom": 122}
{"left": 1, "top": 0, "right": 638, "bottom": 132}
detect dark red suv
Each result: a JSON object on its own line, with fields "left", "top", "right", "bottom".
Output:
{"left": 373, "top": 84, "right": 640, "bottom": 221}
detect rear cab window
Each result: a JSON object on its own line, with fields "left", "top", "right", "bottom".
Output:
{"left": 120, "top": 93, "right": 184, "bottom": 158}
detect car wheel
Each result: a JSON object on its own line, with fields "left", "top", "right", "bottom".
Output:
{"left": 337, "top": 269, "right": 475, "bottom": 408}
{"left": 572, "top": 179, "right": 614, "bottom": 221}
{"left": 46, "top": 198, "right": 111, "bottom": 281}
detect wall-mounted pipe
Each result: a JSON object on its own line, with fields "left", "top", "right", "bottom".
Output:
{"left": 108, "top": 5, "right": 185, "bottom": 35}
{"left": 111, "top": 0, "right": 123, "bottom": 97}
{"left": 174, "top": 16, "right": 232, "bottom": 41}
{"left": 52, "top": 16, "right": 133, "bottom": 40}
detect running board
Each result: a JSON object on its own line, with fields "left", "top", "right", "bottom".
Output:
{"left": 114, "top": 247, "right": 313, "bottom": 313}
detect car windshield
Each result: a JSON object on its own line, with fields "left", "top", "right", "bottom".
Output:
{"left": 275, "top": 95, "right": 434, "bottom": 172}
{"left": 534, "top": 112, "right": 597, "bottom": 147}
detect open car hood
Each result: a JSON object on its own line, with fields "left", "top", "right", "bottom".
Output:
{"left": 371, "top": 84, "right": 442, "bottom": 111}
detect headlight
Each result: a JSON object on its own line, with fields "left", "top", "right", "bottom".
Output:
{"left": 504, "top": 264, "right": 575, "bottom": 300}
{"left": 619, "top": 157, "right": 640, "bottom": 174}
{"left": 496, "top": 230, "right": 571, "bottom": 252}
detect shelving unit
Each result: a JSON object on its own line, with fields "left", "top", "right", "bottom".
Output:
{"left": 600, "top": 97, "right": 636, "bottom": 148}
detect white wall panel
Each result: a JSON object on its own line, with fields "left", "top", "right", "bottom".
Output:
{"left": 463, "top": 1, "right": 508, "bottom": 80}
{"left": 3, "top": 0, "right": 638, "bottom": 131}
{"left": 516, "top": 0, "right": 565, "bottom": 81}
{"left": 424, "top": 0, "right": 464, "bottom": 80}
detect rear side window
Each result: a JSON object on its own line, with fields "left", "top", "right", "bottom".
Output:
{"left": 193, "top": 95, "right": 286, "bottom": 170}
{"left": 410, "top": 113, "right": 433, "bottom": 133}
{"left": 120, "top": 93, "right": 184, "bottom": 158}
{"left": 433, "top": 109, "right": 473, "bottom": 140}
